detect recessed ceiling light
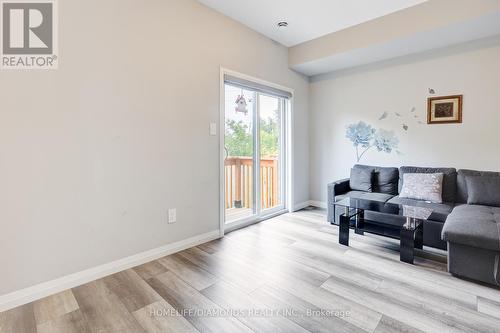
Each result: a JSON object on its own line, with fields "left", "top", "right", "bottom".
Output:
{"left": 277, "top": 21, "right": 288, "bottom": 29}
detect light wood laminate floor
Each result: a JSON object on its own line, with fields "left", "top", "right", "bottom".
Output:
{"left": 2, "top": 208, "right": 500, "bottom": 333}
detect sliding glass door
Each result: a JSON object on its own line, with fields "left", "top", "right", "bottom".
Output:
{"left": 259, "top": 93, "right": 284, "bottom": 212}
{"left": 223, "top": 81, "right": 287, "bottom": 226}
{"left": 224, "top": 85, "right": 256, "bottom": 222}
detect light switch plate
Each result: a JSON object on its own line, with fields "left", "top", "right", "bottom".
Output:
{"left": 168, "top": 209, "right": 176, "bottom": 224}
{"left": 209, "top": 122, "right": 217, "bottom": 136}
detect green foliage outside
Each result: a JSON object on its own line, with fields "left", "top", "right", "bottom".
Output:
{"left": 225, "top": 112, "right": 279, "bottom": 158}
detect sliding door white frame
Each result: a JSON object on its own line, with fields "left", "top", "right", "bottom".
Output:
{"left": 219, "top": 68, "right": 294, "bottom": 236}
{"left": 259, "top": 94, "right": 287, "bottom": 216}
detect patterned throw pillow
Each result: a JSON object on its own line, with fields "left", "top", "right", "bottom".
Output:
{"left": 399, "top": 173, "right": 444, "bottom": 203}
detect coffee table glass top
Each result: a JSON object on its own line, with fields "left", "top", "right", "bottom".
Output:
{"left": 334, "top": 198, "right": 433, "bottom": 220}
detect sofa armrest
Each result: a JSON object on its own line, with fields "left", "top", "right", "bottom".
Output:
{"left": 327, "top": 178, "right": 350, "bottom": 223}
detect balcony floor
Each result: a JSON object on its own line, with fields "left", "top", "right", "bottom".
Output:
{"left": 225, "top": 207, "right": 253, "bottom": 223}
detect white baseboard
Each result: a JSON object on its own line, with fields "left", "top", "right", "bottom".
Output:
{"left": 309, "top": 200, "right": 327, "bottom": 209}
{"left": 0, "top": 230, "right": 220, "bottom": 312}
{"left": 293, "top": 200, "right": 327, "bottom": 211}
{"left": 292, "top": 201, "right": 311, "bottom": 211}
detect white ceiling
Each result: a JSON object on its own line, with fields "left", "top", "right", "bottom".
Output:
{"left": 197, "top": 0, "right": 428, "bottom": 47}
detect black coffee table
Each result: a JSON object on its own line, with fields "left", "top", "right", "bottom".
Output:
{"left": 333, "top": 198, "right": 433, "bottom": 264}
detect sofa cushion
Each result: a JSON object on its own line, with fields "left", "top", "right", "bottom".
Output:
{"left": 373, "top": 167, "right": 399, "bottom": 195}
{"left": 399, "top": 173, "right": 444, "bottom": 203}
{"left": 399, "top": 166, "right": 457, "bottom": 203}
{"left": 465, "top": 176, "right": 500, "bottom": 207}
{"left": 350, "top": 167, "right": 373, "bottom": 192}
{"left": 353, "top": 164, "right": 399, "bottom": 195}
{"left": 335, "top": 190, "right": 394, "bottom": 203}
{"left": 387, "top": 196, "right": 453, "bottom": 223}
{"left": 457, "top": 169, "right": 500, "bottom": 204}
{"left": 442, "top": 204, "right": 500, "bottom": 251}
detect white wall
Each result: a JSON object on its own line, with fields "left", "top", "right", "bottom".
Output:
{"left": 309, "top": 36, "right": 500, "bottom": 203}
{"left": 0, "top": 0, "right": 309, "bottom": 296}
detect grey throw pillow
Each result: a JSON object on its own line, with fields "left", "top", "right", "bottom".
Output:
{"left": 399, "top": 173, "right": 444, "bottom": 203}
{"left": 465, "top": 176, "right": 500, "bottom": 207}
{"left": 350, "top": 168, "right": 373, "bottom": 192}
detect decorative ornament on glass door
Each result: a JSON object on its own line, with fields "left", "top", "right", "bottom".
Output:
{"left": 235, "top": 95, "right": 249, "bottom": 115}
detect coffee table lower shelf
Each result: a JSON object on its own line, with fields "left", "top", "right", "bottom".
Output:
{"left": 339, "top": 216, "right": 423, "bottom": 264}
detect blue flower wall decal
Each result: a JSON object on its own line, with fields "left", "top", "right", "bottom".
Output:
{"left": 346, "top": 121, "right": 400, "bottom": 162}
{"left": 374, "top": 129, "right": 399, "bottom": 153}
{"left": 346, "top": 121, "right": 375, "bottom": 148}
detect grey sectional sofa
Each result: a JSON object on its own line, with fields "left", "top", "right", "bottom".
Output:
{"left": 442, "top": 169, "right": 500, "bottom": 286}
{"left": 327, "top": 165, "right": 500, "bottom": 286}
{"left": 328, "top": 165, "right": 455, "bottom": 250}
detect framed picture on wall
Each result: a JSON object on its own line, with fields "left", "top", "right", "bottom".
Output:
{"left": 427, "top": 95, "right": 463, "bottom": 124}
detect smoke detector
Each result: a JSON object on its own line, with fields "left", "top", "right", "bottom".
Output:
{"left": 277, "top": 21, "right": 288, "bottom": 29}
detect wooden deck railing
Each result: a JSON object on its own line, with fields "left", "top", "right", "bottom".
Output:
{"left": 224, "top": 156, "right": 279, "bottom": 210}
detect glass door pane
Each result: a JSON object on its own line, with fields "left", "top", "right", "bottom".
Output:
{"left": 224, "top": 84, "right": 256, "bottom": 223}
{"left": 259, "top": 94, "right": 283, "bottom": 211}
